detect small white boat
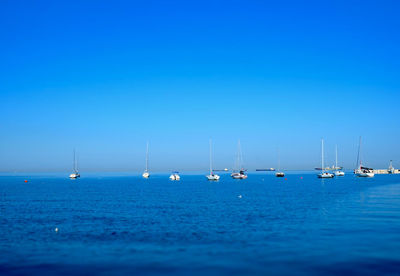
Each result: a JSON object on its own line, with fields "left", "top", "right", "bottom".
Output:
{"left": 142, "top": 171, "right": 150, "bottom": 178}
{"left": 318, "top": 172, "right": 334, "bottom": 178}
{"left": 275, "top": 148, "right": 285, "bottom": 177}
{"left": 231, "top": 170, "right": 248, "bottom": 179}
{"left": 69, "top": 149, "right": 80, "bottom": 179}
{"left": 354, "top": 137, "right": 375, "bottom": 178}
{"left": 206, "top": 139, "right": 220, "bottom": 181}
{"left": 388, "top": 160, "right": 395, "bottom": 174}
{"left": 207, "top": 174, "right": 220, "bottom": 180}
{"left": 334, "top": 145, "right": 345, "bottom": 176}
{"left": 317, "top": 139, "right": 334, "bottom": 178}
{"left": 335, "top": 171, "right": 345, "bottom": 176}
{"left": 142, "top": 141, "right": 150, "bottom": 178}
{"left": 275, "top": 172, "right": 285, "bottom": 177}
{"left": 355, "top": 169, "right": 374, "bottom": 177}
{"left": 169, "top": 172, "right": 180, "bottom": 181}
{"left": 69, "top": 173, "right": 80, "bottom": 179}
{"left": 231, "top": 140, "right": 247, "bottom": 179}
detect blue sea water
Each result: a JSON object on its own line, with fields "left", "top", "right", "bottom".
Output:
{"left": 1, "top": 172, "right": 400, "bottom": 275}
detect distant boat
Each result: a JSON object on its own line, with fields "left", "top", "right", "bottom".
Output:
{"left": 388, "top": 160, "right": 395, "bottom": 174}
{"left": 69, "top": 149, "right": 80, "bottom": 179}
{"left": 275, "top": 148, "right": 285, "bottom": 177}
{"left": 142, "top": 141, "right": 150, "bottom": 178}
{"left": 318, "top": 139, "right": 334, "bottom": 178}
{"left": 231, "top": 140, "right": 247, "bottom": 179}
{"left": 206, "top": 139, "right": 220, "bottom": 181}
{"left": 232, "top": 170, "right": 247, "bottom": 179}
{"left": 169, "top": 172, "right": 180, "bottom": 181}
{"left": 354, "top": 137, "right": 374, "bottom": 177}
{"left": 334, "top": 145, "right": 345, "bottom": 176}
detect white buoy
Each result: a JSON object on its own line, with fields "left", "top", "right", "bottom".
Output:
{"left": 55, "top": 227, "right": 59, "bottom": 232}
{"left": 238, "top": 195, "right": 242, "bottom": 199}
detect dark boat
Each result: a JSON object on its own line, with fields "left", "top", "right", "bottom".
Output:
{"left": 275, "top": 172, "right": 285, "bottom": 177}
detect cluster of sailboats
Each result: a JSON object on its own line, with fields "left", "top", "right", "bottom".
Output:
{"left": 69, "top": 137, "right": 377, "bottom": 180}
{"left": 317, "top": 137, "right": 374, "bottom": 178}
{"left": 317, "top": 139, "right": 345, "bottom": 178}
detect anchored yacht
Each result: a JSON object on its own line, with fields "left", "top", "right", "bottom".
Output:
{"left": 142, "top": 141, "right": 150, "bottom": 178}
{"left": 169, "top": 172, "right": 180, "bottom": 181}
{"left": 206, "top": 139, "right": 220, "bottom": 181}
{"left": 317, "top": 139, "right": 334, "bottom": 178}
{"left": 275, "top": 148, "right": 285, "bottom": 177}
{"left": 69, "top": 149, "right": 80, "bottom": 179}
{"left": 334, "top": 145, "right": 345, "bottom": 176}
{"left": 231, "top": 140, "right": 247, "bottom": 179}
{"left": 354, "top": 137, "right": 374, "bottom": 177}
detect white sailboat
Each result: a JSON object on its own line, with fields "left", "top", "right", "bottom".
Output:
{"left": 355, "top": 137, "right": 374, "bottom": 177}
{"left": 275, "top": 148, "right": 285, "bottom": 177}
{"left": 69, "top": 149, "right": 80, "bottom": 179}
{"left": 206, "top": 139, "right": 220, "bottom": 181}
{"left": 318, "top": 139, "right": 334, "bottom": 178}
{"left": 334, "top": 145, "right": 345, "bottom": 176}
{"left": 231, "top": 140, "right": 247, "bottom": 179}
{"left": 388, "top": 160, "right": 395, "bottom": 174}
{"left": 142, "top": 141, "right": 150, "bottom": 178}
{"left": 169, "top": 171, "right": 180, "bottom": 181}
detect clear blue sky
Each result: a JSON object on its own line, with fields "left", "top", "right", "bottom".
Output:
{"left": 1, "top": 0, "right": 399, "bottom": 172}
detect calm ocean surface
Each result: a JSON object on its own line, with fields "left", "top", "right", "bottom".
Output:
{"left": 1, "top": 172, "right": 400, "bottom": 275}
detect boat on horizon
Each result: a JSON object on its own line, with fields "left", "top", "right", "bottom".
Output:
{"left": 231, "top": 140, "right": 247, "bottom": 179}
{"left": 388, "top": 160, "right": 395, "bottom": 174}
{"left": 318, "top": 139, "right": 334, "bottom": 178}
{"left": 69, "top": 149, "right": 80, "bottom": 179}
{"left": 334, "top": 145, "right": 345, "bottom": 176}
{"left": 275, "top": 148, "right": 285, "bottom": 177}
{"left": 206, "top": 139, "right": 220, "bottom": 181}
{"left": 256, "top": 168, "right": 275, "bottom": 171}
{"left": 169, "top": 171, "right": 180, "bottom": 181}
{"left": 142, "top": 141, "right": 150, "bottom": 178}
{"left": 354, "top": 137, "right": 374, "bottom": 177}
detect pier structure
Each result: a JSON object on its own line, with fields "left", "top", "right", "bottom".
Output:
{"left": 373, "top": 169, "right": 400, "bottom": 174}
{"left": 373, "top": 161, "right": 399, "bottom": 174}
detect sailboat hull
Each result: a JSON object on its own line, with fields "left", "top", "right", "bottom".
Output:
{"left": 206, "top": 174, "right": 220, "bottom": 180}
{"left": 356, "top": 172, "right": 374, "bottom": 177}
{"left": 142, "top": 172, "right": 150, "bottom": 178}
{"left": 169, "top": 174, "right": 180, "bottom": 180}
{"left": 69, "top": 173, "right": 80, "bottom": 179}
{"left": 231, "top": 173, "right": 247, "bottom": 179}
{"left": 335, "top": 171, "right": 345, "bottom": 176}
{"left": 318, "top": 173, "right": 334, "bottom": 178}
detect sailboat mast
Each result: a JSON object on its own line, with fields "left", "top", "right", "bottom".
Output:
{"left": 321, "top": 139, "right": 324, "bottom": 172}
{"left": 335, "top": 145, "right": 338, "bottom": 169}
{"left": 73, "top": 149, "right": 76, "bottom": 172}
{"left": 278, "top": 148, "right": 281, "bottom": 171}
{"left": 145, "top": 141, "right": 149, "bottom": 172}
{"left": 238, "top": 140, "right": 242, "bottom": 170}
{"left": 359, "top": 136, "right": 362, "bottom": 167}
{"left": 356, "top": 136, "right": 362, "bottom": 169}
{"left": 209, "top": 139, "right": 212, "bottom": 175}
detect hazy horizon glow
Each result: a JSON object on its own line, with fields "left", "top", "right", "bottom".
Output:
{"left": 1, "top": 0, "right": 399, "bottom": 172}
